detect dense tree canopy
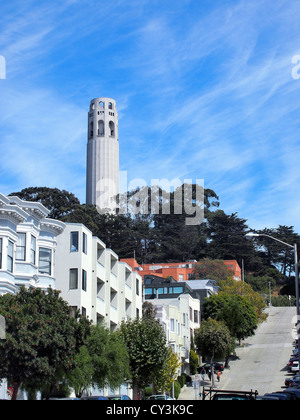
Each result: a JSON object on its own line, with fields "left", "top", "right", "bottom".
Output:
{"left": 68, "top": 324, "right": 130, "bottom": 397}
{"left": 10, "top": 186, "right": 300, "bottom": 297}
{"left": 119, "top": 315, "right": 169, "bottom": 399}
{"left": 0, "top": 287, "right": 90, "bottom": 400}
{"left": 9, "top": 187, "right": 80, "bottom": 219}
{"left": 194, "top": 318, "right": 235, "bottom": 386}
{"left": 192, "top": 259, "right": 234, "bottom": 281}
{"left": 203, "top": 294, "right": 258, "bottom": 343}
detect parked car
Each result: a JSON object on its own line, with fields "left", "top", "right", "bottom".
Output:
{"left": 256, "top": 395, "right": 280, "bottom": 400}
{"left": 289, "top": 361, "right": 299, "bottom": 373}
{"left": 285, "top": 374, "right": 300, "bottom": 387}
{"left": 283, "top": 388, "right": 300, "bottom": 400}
{"left": 212, "top": 394, "right": 253, "bottom": 400}
{"left": 81, "top": 396, "right": 108, "bottom": 400}
{"left": 107, "top": 395, "right": 131, "bottom": 400}
{"left": 148, "top": 395, "right": 174, "bottom": 400}
{"left": 198, "top": 363, "right": 224, "bottom": 373}
{"left": 264, "top": 393, "right": 292, "bottom": 400}
{"left": 289, "top": 378, "right": 300, "bottom": 388}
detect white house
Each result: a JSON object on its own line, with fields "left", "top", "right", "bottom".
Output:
{"left": 0, "top": 193, "right": 65, "bottom": 296}
{"left": 147, "top": 294, "right": 201, "bottom": 375}
{"left": 55, "top": 223, "right": 143, "bottom": 330}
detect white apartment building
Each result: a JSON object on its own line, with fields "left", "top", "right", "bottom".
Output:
{"left": 148, "top": 294, "right": 200, "bottom": 375}
{"left": 55, "top": 223, "right": 143, "bottom": 330}
{"left": 0, "top": 193, "right": 65, "bottom": 296}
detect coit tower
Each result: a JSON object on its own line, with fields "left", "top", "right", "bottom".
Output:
{"left": 86, "top": 97, "right": 119, "bottom": 213}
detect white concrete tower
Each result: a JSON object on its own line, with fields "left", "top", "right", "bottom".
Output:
{"left": 86, "top": 98, "right": 119, "bottom": 213}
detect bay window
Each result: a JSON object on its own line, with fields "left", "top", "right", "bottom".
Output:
{"left": 16, "top": 233, "right": 26, "bottom": 261}
{"left": 39, "top": 248, "right": 52, "bottom": 275}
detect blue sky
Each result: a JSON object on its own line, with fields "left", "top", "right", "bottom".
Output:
{"left": 1, "top": 0, "right": 300, "bottom": 232}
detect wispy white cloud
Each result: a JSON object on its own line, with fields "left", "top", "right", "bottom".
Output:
{"left": 1, "top": 0, "right": 300, "bottom": 232}
{"left": 0, "top": 83, "right": 86, "bottom": 198}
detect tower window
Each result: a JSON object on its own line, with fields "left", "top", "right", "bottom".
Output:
{"left": 99, "top": 101, "right": 104, "bottom": 108}
{"left": 89, "top": 122, "right": 94, "bottom": 138}
{"left": 98, "top": 120, "right": 104, "bottom": 136}
{"left": 109, "top": 121, "right": 115, "bottom": 137}
{"left": 108, "top": 102, "right": 113, "bottom": 110}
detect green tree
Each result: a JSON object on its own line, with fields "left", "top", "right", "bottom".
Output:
{"left": 153, "top": 347, "right": 182, "bottom": 396}
{"left": 69, "top": 324, "right": 130, "bottom": 397}
{"left": 255, "top": 226, "right": 300, "bottom": 277}
{"left": 9, "top": 187, "right": 80, "bottom": 219}
{"left": 204, "top": 294, "right": 258, "bottom": 344}
{"left": 219, "top": 279, "right": 267, "bottom": 324}
{"left": 206, "top": 210, "right": 256, "bottom": 269}
{"left": 194, "top": 319, "right": 234, "bottom": 387}
{"left": 0, "top": 287, "right": 90, "bottom": 400}
{"left": 192, "top": 258, "right": 234, "bottom": 281}
{"left": 120, "top": 317, "right": 169, "bottom": 400}
{"left": 245, "top": 274, "right": 276, "bottom": 294}
{"left": 189, "top": 350, "right": 199, "bottom": 375}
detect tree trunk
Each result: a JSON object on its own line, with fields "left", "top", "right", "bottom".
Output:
{"left": 11, "top": 382, "right": 21, "bottom": 401}
{"left": 132, "top": 383, "right": 140, "bottom": 400}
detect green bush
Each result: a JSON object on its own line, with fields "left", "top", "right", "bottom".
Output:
{"left": 189, "top": 350, "right": 199, "bottom": 375}
{"left": 144, "top": 387, "right": 153, "bottom": 397}
{"left": 177, "top": 374, "right": 186, "bottom": 388}
{"left": 167, "top": 380, "right": 181, "bottom": 399}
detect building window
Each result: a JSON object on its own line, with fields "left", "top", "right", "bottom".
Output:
{"left": 145, "top": 288, "right": 152, "bottom": 295}
{"left": 173, "top": 287, "right": 183, "bottom": 294}
{"left": 194, "top": 310, "right": 198, "bottom": 323}
{"left": 39, "top": 248, "right": 52, "bottom": 275}
{"left": 70, "top": 268, "right": 78, "bottom": 289}
{"left": 70, "top": 232, "right": 79, "bottom": 252}
{"left": 83, "top": 233, "right": 87, "bottom": 255}
{"left": 16, "top": 233, "right": 26, "bottom": 261}
{"left": 7, "top": 240, "right": 14, "bottom": 273}
{"left": 70, "top": 306, "right": 77, "bottom": 318}
{"left": 31, "top": 235, "right": 36, "bottom": 265}
{"left": 82, "top": 269, "right": 87, "bottom": 292}
{"left": 136, "top": 278, "right": 140, "bottom": 296}
{"left": 170, "top": 318, "right": 175, "bottom": 333}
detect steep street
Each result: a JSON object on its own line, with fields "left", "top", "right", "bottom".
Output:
{"left": 179, "top": 306, "right": 296, "bottom": 400}
{"left": 220, "top": 306, "right": 295, "bottom": 395}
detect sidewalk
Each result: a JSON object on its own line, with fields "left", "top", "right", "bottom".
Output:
{"left": 178, "top": 375, "right": 225, "bottom": 400}
{"left": 178, "top": 385, "right": 198, "bottom": 400}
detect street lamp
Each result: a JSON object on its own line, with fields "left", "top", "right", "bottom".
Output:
{"left": 246, "top": 232, "right": 300, "bottom": 368}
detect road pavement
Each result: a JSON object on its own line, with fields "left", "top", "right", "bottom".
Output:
{"left": 178, "top": 306, "right": 296, "bottom": 399}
